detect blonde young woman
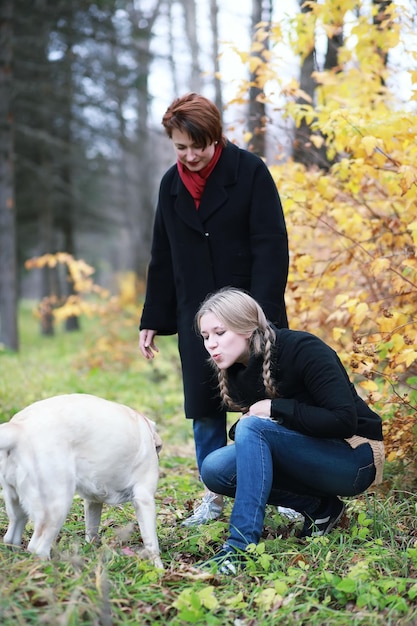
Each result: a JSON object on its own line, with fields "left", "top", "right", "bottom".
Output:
{"left": 195, "top": 288, "right": 384, "bottom": 574}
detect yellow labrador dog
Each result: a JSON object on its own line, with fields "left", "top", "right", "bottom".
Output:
{"left": 0, "top": 394, "right": 163, "bottom": 568}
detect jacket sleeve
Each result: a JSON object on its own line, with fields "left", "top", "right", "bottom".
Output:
{"left": 139, "top": 192, "right": 178, "bottom": 335}
{"left": 248, "top": 159, "right": 289, "bottom": 327}
{"left": 270, "top": 334, "right": 358, "bottom": 438}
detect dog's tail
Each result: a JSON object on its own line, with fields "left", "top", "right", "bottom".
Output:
{"left": 0, "top": 423, "right": 19, "bottom": 450}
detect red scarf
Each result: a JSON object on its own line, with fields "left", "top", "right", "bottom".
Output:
{"left": 177, "top": 143, "right": 223, "bottom": 209}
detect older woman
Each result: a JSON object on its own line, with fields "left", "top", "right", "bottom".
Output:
{"left": 139, "top": 93, "right": 289, "bottom": 526}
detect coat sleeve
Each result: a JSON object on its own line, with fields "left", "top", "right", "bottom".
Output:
{"left": 247, "top": 158, "right": 289, "bottom": 328}
{"left": 139, "top": 191, "right": 178, "bottom": 335}
{"left": 270, "top": 334, "right": 358, "bottom": 438}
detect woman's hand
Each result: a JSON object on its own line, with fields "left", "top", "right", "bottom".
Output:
{"left": 139, "top": 329, "right": 159, "bottom": 359}
{"left": 242, "top": 399, "right": 272, "bottom": 418}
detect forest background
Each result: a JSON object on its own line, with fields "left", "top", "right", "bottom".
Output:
{"left": 0, "top": 1, "right": 417, "bottom": 623}
{"left": 1, "top": 0, "right": 416, "bottom": 462}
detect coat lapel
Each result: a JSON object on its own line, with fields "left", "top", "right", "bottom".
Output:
{"left": 170, "top": 141, "right": 240, "bottom": 230}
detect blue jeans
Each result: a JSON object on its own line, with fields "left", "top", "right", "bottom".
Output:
{"left": 193, "top": 414, "right": 227, "bottom": 476}
{"left": 200, "top": 416, "right": 376, "bottom": 550}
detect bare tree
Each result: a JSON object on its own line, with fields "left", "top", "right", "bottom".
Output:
{"left": 210, "top": 0, "right": 222, "bottom": 113}
{"left": 167, "top": 0, "right": 180, "bottom": 95}
{"left": 373, "top": 0, "right": 393, "bottom": 74}
{"left": 0, "top": 0, "right": 18, "bottom": 350}
{"left": 124, "top": 0, "right": 167, "bottom": 277}
{"left": 292, "top": 0, "right": 341, "bottom": 169}
{"left": 181, "top": 0, "right": 202, "bottom": 92}
{"left": 56, "top": 2, "right": 79, "bottom": 332}
{"left": 247, "top": 0, "right": 273, "bottom": 157}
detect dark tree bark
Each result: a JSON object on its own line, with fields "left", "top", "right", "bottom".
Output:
{"left": 247, "top": 0, "right": 273, "bottom": 157}
{"left": 57, "top": 2, "right": 79, "bottom": 332}
{"left": 0, "top": 0, "right": 18, "bottom": 350}
{"left": 373, "top": 0, "right": 392, "bottom": 74}
{"left": 210, "top": 0, "right": 222, "bottom": 115}
{"left": 292, "top": 0, "right": 343, "bottom": 169}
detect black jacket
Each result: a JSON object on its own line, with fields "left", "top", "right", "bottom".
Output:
{"left": 140, "top": 141, "right": 289, "bottom": 418}
{"left": 227, "top": 326, "right": 383, "bottom": 440}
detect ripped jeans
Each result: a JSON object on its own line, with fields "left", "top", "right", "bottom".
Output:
{"left": 200, "top": 416, "right": 376, "bottom": 551}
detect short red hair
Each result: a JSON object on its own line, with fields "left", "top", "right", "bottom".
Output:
{"left": 162, "top": 93, "right": 226, "bottom": 148}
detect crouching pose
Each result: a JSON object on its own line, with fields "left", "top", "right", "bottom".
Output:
{"left": 195, "top": 288, "right": 384, "bottom": 574}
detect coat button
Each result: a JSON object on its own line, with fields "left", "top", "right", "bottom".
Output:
{"left": 204, "top": 232, "right": 209, "bottom": 236}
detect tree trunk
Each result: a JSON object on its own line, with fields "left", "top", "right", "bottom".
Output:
{"left": 247, "top": 0, "right": 272, "bottom": 157}
{"left": 373, "top": 0, "right": 392, "bottom": 74}
{"left": 210, "top": 0, "right": 222, "bottom": 115}
{"left": 181, "top": 0, "right": 202, "bottom": 92}
{"left": 0, "top": 0, "right": 19, "bottom": 350}
{"left": 127, "top": 0, "right": 164, "bottom": 278}
{"left": 293, "top": 0, "right": 342, "bottom": 169}
{"left": 59, "top": 3, "right": 79, "bottom": 332}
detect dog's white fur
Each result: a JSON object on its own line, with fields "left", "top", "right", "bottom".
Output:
{"left": 0, "top": 393, "right": 163, "bottom": 568}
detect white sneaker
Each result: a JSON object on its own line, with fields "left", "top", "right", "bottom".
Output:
{"left": 181, "top": 492, "right": 223, "bottom": 527}
{"left": 277, "top": 506, "right": 304, "bottom": 522}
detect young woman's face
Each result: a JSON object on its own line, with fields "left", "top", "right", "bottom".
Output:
{"left": 171, "top": 128, "right": 216, "bottom": 172}
{"left": 199, "top": 312, "right": 251, "bottom": 369}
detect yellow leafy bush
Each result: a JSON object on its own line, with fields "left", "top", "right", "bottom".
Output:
{"left": 230, "top": 0, "right": 417, "bottom": 463}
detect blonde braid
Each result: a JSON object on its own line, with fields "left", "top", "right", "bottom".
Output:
{"left": 262, "top": 325, "right": 279, "bottom": 399}
{"left": 218, "top": 369, "right": 248, "bottom": 412}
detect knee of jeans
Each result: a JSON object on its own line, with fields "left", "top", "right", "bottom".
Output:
{"left": 235, "top": 415, "right": 261, "bottom": 441}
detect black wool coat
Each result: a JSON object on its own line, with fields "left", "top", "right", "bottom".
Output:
{"left": 140, "top": 141, "right": 289, "bottom": 419}
{"left": 227, "top": 326, "right": 383, "bottom": 441}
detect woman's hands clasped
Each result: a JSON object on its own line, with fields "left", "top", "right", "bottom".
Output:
{"left": 242, "top": 399, "right": 272, "bottom": 419}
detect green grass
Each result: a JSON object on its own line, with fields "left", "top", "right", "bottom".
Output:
{"left": 1, "top": 304, "right": 417, "bottom": 625}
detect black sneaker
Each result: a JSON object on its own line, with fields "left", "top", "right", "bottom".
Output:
{"left": 299, "top": 497, "right": 345, "bottom": 538}
{"left": 197, "top": 545, "right": 245, "bottom": 575}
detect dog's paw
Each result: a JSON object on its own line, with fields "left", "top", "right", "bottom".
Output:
{"left": 120, "top": 546, "right": 164, "bottom": 569}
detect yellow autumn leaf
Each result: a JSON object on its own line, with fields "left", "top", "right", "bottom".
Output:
{"left": 387, "top": 451, "right": 399, "bottom": 463}
{"left": 408, "top": 220, "right": 417, "bottom": 246}
{"left": 293, "top": 191, "right": 307, "bottom": 202}
{"left": 332, "top": 327, "right": 346, "bottom": 341}
{"left": 249, "top": 56, "right": 263, "bottom": 73}
{"left": 352, "top": 302, "right": 370, "bottom": 326}
{"left": 399, "top": 165, "right": 417, "bottom": 195}
{"left": 310, "top": 134, "right": 325, "bottom": 149}
{"left": 343, "top": 298, "right": 360, "bottom": 310}
{"left": 361, "top": 136, "right": 378, "bottom": 156}
{"left": 394, "top": 350, "right": 417, "bottom": 368}
{"left": 359, "top": 380, "right": 379, "bottom": 392}
{"left": 370, "top": 258, "right": 390, "bottom": 276}
{"left": 334, "top": 294, "right": 350, "bottom": 307}
{"left": 295, "top": 254, "right": 313, "bottom": 276}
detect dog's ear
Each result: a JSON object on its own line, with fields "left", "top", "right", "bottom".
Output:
{"left": 153, "top": 431, "right": 163, "bottom": 455}
{"left": 141, "top": 413, "right": 163, "bottom": 454}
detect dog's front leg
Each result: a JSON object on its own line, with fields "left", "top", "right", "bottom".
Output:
{"left": 84, "top": 500, "right": 103, "bottom": 543}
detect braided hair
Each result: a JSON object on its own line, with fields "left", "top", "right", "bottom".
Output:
{"left": 196, "top": 288, "right": 279, "bottom": 412}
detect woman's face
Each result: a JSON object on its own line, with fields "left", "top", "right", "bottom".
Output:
{"left": 171, "top": 128, "right": 216, "bottom": 172}
{"left": 199, "top": 312, "right": 251, "bottom": 369}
